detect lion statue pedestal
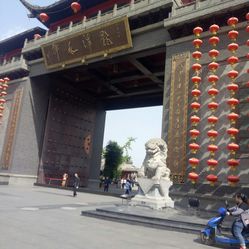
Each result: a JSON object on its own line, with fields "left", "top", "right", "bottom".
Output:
{"left": 131, "top": 138, "right": 174, "bottom": 210}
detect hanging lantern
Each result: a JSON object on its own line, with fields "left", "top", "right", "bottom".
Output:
{"left": 227, "top": 128, "right": 239, "bottom": 139}
{"left": 207, "top": 130, "right": 218, "bottom": 141}
{"left": 0, "top": 99, "right": 6, "bottom": 104}
{"left": 191, "top": 89, "right": 201, "bottom": 99}
{"left": 246, "top": 12, "right": 249, "bottom": 20}
{"left": 209, "top": 36, "right": 220, "bottom": 46}
{"left": 71, "top": 2, "right": 81, "bottom": 13}
{"left": 1, "top": 84, "right": 8, "bottom": 91}
{"left": 188, "top": 172, "right": 199, "bottom": 184}
{"left": 0, "top": 106, "right": 4, "bottom": 111}
{"left": 189, "top": 143, "right": 200, "bottom": 154}
{"left": 192, "top": 63, "right": 202, "bottom": 72}
{"left": 34, "top": 34, "right": 41, "bottom": 40}
{"left": 191, "top": 76, "right": 201, "bottom": 87}
{"left": 207, "top": 159, "right": 218, "bottom": 170}
{"left": 246, "top": 26, "right": 249, "bottom": 33}
{"left": 227, "top": 159, "right": 239, "bottom": 170}
{"left": 209, "top": 24, "right": 220, "bottom": 35}
{"left": 227, "top": 98, "right": 239, "bottom": 109}
{"left": 228, "top": 30, "right": 239, "bottom": 40}
{"left": 227, "top": 17, "right": 239, "bottom": 27}
{"left": 190, "top": 129, "right": 200, "bottom": 140}
{"left": 189, "top": 158, "right": 199, "bottom": 169}
{"left": 192, "top": 51, "right": 202, "bottom": 60}
{"left": 190, "top": 102, "right": 201, "bottom": 112}
{"left": 208, "top": 62, "right": 219, "bottom": 72}
{"left": 208, "top": 102, "right": 219, "bottom": 111}
{"left": 227, "top": 142, "right": 239, "bottom": 154}
{"left": 227, "top": 175, "right": 239, "bottom": 186}
{"left": 39, "top": 13, "right": 49, "bottom": 23}
{"left": 190, "top": 115, "right": 200, "bottom": 126}
{"left": 227, "top": 56, "right": 239, "bottom": 65}
{"left": 209, "top": 49, "right": 220, "bottom": 60}
{"left": 3, "top": 77, "right": 9, "bottom": 82}
{"left": 193, "top": 27, "right": 203, "bottom": 37}
{"left": 193, "top": 39, "right": 203, "bottom": 49}
{"left": 227, "top": 83, "right": 239, "bottom": 96}
{"left": 227, "top": 112, "right": 239, "bottom": 124}
{"left": 1, "top": 91, "right": 7, "bottom": 97}
{"left": 208, "top": 75, "right": 219, "bottom": 85}
{"left": 206, "top": 174, "right": 218, "bottom": 186}
{"left": 208, "top": 144, "right": 218, "bottom": 156}
{"left": 227, "top": 70, "right": 238, "bottom": 79}
{"left": 208, "top": 88, "right": 219, "bottom": 99}
{"left": 208, "top": 115, "right": 218, "bottom": 126}
{"left": 228, "top": 43, "right": 239, "bottom": 53}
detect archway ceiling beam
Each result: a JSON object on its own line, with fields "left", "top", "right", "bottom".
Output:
{"left": 87, "top": 69, "right": 125, "bottom": 96}
{"left": 128, "top": 58, "right": 164, "bottom": 87}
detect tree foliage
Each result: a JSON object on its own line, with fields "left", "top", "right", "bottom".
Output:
{"left": 121, "top": 137, "right": 136, "bottom": 163}
{"left": 103, "top": 141, "right": 123, "bottom": 179}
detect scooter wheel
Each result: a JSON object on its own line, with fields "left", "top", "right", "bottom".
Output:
{"left": 200, "top": 232, "right": 214, "bottom": 246}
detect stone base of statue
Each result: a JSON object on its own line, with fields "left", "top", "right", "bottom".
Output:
{"left": 131, "top": 178, "right": 174, "bottom": 210}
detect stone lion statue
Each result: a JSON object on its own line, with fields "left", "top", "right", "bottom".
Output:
{"left": 138, "top": 138, "right": 170, "bottom": 180}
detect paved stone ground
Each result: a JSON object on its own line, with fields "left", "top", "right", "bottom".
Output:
{"left": 0, "top": 185, "right": 219, "bottom": 249}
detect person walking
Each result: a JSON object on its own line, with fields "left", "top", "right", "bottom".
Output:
{"left": 73, "top": 173, "right": 80, "bottom": 197}
{"left": 103, "top": 177, "right": 111, "bottom": 192}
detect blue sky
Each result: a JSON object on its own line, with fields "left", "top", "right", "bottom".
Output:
{"left": 0, "top": 0, "right": 163, "bottom": 167}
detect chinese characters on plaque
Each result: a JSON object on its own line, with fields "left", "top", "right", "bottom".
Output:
{"left": 167, "top": 52, "right": 190, "bottom": 183}
{"left": 42, "top": 17, "right": 132, "bottom": 69}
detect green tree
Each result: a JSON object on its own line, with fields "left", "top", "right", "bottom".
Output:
{"left": 122, "top": 137, "right": 136, "bottom": 163}
{"left": 103, "top": 141, "right": 123, "bottom": 179}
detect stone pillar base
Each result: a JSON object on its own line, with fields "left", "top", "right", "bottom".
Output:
{"left": 0, "top": 173, "right": 37, "bottom": 186}
{"left": 131, "top": 178, "right": 174, "bottom": 210}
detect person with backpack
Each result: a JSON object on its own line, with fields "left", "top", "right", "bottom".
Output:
{"left": 227, "top": 193, "right": 249, "bottom": 249}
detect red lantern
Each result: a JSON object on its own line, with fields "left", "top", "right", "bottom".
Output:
{"left": 189, "top": 129, "right": 200, "bottom": 139}
{"left": 209, "top": 49, "right": 220, "bottom": 59}
{"left": 190, "top": 102, "right": 201, "bottom": 112}
{"left": 209, "top": 24, "right": 219, "bottom": 34}
{"left": 3, "top": 77, "right": 9, "bottom": 82}
{"left": 207, "top": 159, "right": 218, "bottom": 170}
{"left": 1, "top": 84, "right": 8, "bottom": 91}
{"left": 208, "top": 102, "right": 219, "bottom": 111}
{"left": 193, "top": 27, "right": 203, "bottom": 37}
{"left": 191, "top": 89, "right": 201, "bottom": 99}
{"left": 208, "top": 62, "right": 219, "bottom": 72}
{"left": 193, "top": 39, "right": 203, "bottom": 49}
{"left": 227, "top": 56, "right": 239, "bottom": 65}
{"left": 227, "top": 127, "right": 239, "bottom": 139}
{"left": 0, "top": 99, "right": 6, "bottom": 104}
{"left": 228, "top": 30, "right": 239, "bottom": 40}
{"left": 190, "top": 115, "right": 200, "bottom": 126}
{"left": 209, "top": 36, "right": 220, "bottom": 46}
{"left": 191, "top": 76, "right": 201, "bottom": 86}
{"left": 192, "top": 51, "right": 202, "bottom": 60}
{"left": 227, "top": 98, "right": 239, "bottom": 109}
{"left": 207, "top": 130, "right": 218, "bottom": 141}
{"left": 227, "top": 143, "right": 239, "bottom": 154}
{"left": 208, "top": 75, "right": 219, "bottom": 84}
{"left": 189, "top": 158, "right": 199, "bottom": 169}
{"left": 39, "top": 13, "right": 49, "bottom": 23}
{"left": 247, "top": 53, "right": 249, "bottom": 60}
{"left": 192, "top": 63, "right": 202, "bottom": 71}
{"left": 0, "top": 113, "right": 3, "bottom": 118}
{"left": 208, "top": 88, "right": 219, "bottom": 98}
{"left": 227, "top": 83, "right": 238, "bottom": 96}
{"left": 228, "top": 43, "right": 239, "bottom": 53}
{"left": 188, "top": 172, "right": 199, "bottom": 184}
{"left": 208, "top": 144, "right": 218, "bottom": 155}
{"left": 227, "top": 159, "right": 239, "bottom": 170}
{"left": 71, "top": 2, "right": 81, "bottom": 13}
{"left": 227, "top": 112, "right": 239, "bottom": 124}
{"left": 227, "top": 175, "right": 239, "bottom": 186}
{"left": 0, "top": 106, "right": 4, "bottom": 111}
{"left": 0, "top": 79, "right": 4, "bottom": 83}
{"left": 246, "top": 13, "right": 249, "bottom": 20}
{"left": 1, "top": 91, "right": 7, "bottom": 97}
{"left": 227, "top": 17, "right": 239, "bottom": 27}
{"left": 206, "top": 174, "right": 218, "bottom": 186}
{"left": 208, "top": 115, "right": 218, "bottom": 125}
{"left": 246, "top": 25, "right": 249, "bottom": 33}
{"left": 227, "top": 70, "right": 238, "bottom": 79}
{"left": 189, "top": 143, "right": 200, "bottom": 154}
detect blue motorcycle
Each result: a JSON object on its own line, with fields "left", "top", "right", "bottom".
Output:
{"left": 200, "top": 206, "right": 249, "bottom": 246}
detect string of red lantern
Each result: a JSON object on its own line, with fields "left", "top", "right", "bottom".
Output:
{"left": 206, "top": 24, "right": 220, "bottom": 186}
{"left": 226, "top": 17, "right": 240, "bottom": 186}
{"left": 188, "top": 26, "right": 203, "bottom": 184}
{"left": 0, "top": 77, "right": 9, "bottom": 122}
